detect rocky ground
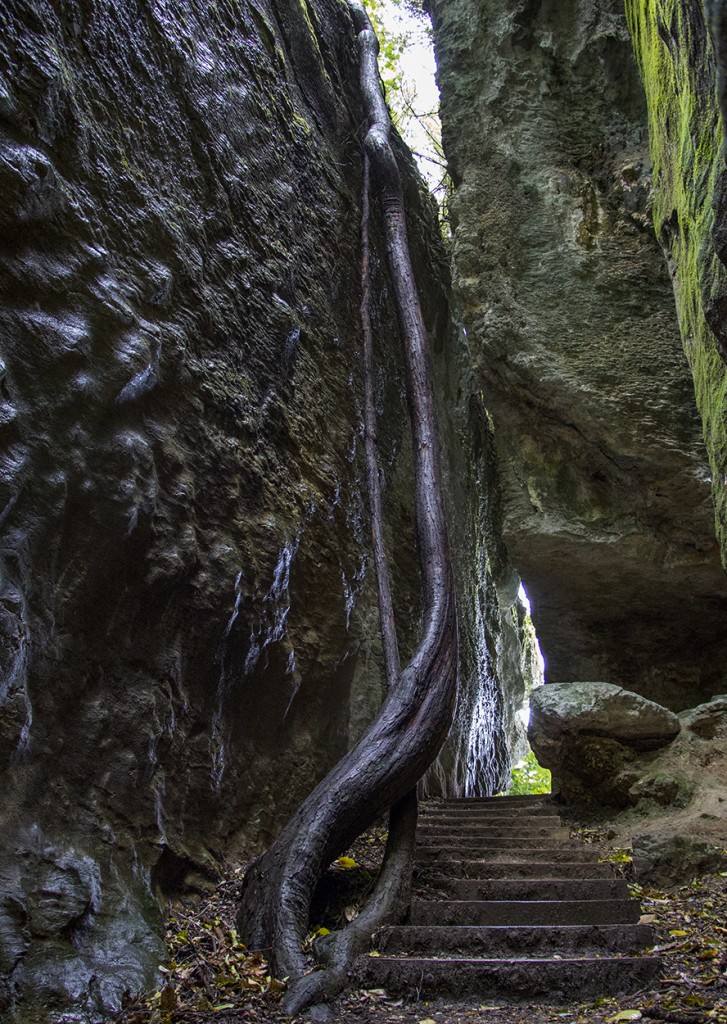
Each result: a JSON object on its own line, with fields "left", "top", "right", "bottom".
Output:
{"left": 105, "top": 818, "right": 727, "bottom": 1024}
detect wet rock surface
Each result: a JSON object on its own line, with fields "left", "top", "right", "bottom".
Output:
{"left": 0, "top": 0, "right": 534, "bottom": 1017}
{"left": 430, "top": 0, "right": 727, "bottom": 708}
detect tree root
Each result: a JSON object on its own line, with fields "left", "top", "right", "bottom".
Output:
{"left": 236, "top": 3, "right": 457, "bottom": 1011}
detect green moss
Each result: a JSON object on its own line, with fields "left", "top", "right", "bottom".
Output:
{"left": 626, "top": 0, "right": 727, "bottom": 564}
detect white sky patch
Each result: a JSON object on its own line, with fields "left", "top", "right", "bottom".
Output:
{"left": 518, "top": 582, "right": 546, "bottom": 684}
{"left": 375, "top": 4, "right": 444, "bottom": 191}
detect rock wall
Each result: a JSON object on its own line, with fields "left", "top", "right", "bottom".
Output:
{"left": 626, "top": 1, "right": 727, "bottom": 567}
{"left": 430, "top": 0, "right": 727, "bottom": 709}
{"left": 0, "top": 0, "right": 533, "bottom": 1017}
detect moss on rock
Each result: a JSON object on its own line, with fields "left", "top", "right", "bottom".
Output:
{"left": 626, "top": 0, "right": 727, "bottom": 563}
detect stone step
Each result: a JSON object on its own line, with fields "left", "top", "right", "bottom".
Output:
{"left": 421, "top": 819, "right": 569, "bottom": 835}
{"left": 435, "top": 795, "right": 553, "bottom": 805}
{"left": 417, "top": 834, "right": 571, "bottom": 850}
{"left": 424, "top": 801, "right": 558, "bottom": 813}
{"left": 419, "top": 878, "right": 629, "bottom": 901}
{"left": 355, "top": 954, "right": 661, "bottom": 1001}
{"left": 375, "top": 923, "right": 655, "bottom": 957}
{"left": 417, "top": 845, "right": 603, "bottom": 863}
{"left": 410, "top": 899, "right": 642, "bottom": 926}
{"left": 421, "top": 813, "right": 561, "bottom": 826}
{"left": 357, "top": 799, "right": 658, "bottom": 1007}
{"left": 416, "top": 859, "right": 615, "bottom": 878}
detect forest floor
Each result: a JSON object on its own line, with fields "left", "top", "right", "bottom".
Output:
{"left": 110, "top": 822, "right": 727, "bottom": 1024}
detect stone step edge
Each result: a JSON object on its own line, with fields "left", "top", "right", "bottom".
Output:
{"left": 431, "top": 796, "right": 553, "bottom": 803}
{"left": 418, "top": 830, "right": 567, "bottom": 836}
{"left": 415, "top": 835, "right": 573, "bottom": 843}
{"left": 355, "top": 953, "right": 661, "bottom": 1000}
{"left": 361, "top": 955, "right": 659, "bottom": 964}
{"left": 410, "top": 898, "right": 642, "bottom": 925}
{"left": 426, "top": 878, "right": 629, "bottom": 891}
{"left": 411, "top": 899, "right": 641, "bottom": 907}
{"left": 375, "top": 922, "right": 655, "bottom": 949}
{"left": 417, "top": 862, "right": 615, "bottom": 877}
{"left": 420, "top": 814, "right": 561, "bottom": 822}
{"left": 415, "top": 851, "right": 604, "bottom": 862}
{"left": 420, "top": 820, "right": 562, "bottom": 827}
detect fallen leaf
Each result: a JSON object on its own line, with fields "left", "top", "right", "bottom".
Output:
{"left": 610, "top": 1012, "right": 642, "bottom": 1022}
{"left": 160, "top": 986, "right": 176, "bottom": 1013}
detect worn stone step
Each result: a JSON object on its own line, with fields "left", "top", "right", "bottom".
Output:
{"left": 417, "top": 845, "right": 603, "bottom": 863}
{"left": 424, "top": 801, "right": 558, "bottom": 813}
{"left": 437, "top": 794, "right": 553, "bottom": 802}
{"left": 420, "top": 814, "right": 564, "bottom": 826}
{"left": 421, "top": 878, "right": 629, "bottom": 901}
{"left": 417, "top": 833, "right": 571, "bottom": 850}
{"left": 375, "top": 923, "right": 655, "bottom": 957}
{"left": 417, "top": 859, "right": 615, "bottom": 879}
{"left": 425, "top": 799, "right": 558, "bottom": 810}
{"left": 421, "top": 813, "right": 561, "bottom": 826}
{"left": 356, "top": 954, "right": 661, "bottom": 1001}
{"left": 418, "top": 824, "right": 568, "bottom": 839}
{"left": 411, "top": 898, "right": 642, "bottom": 926}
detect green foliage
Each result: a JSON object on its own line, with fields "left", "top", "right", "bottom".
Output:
{"left": 363, "top": 0, "right": 407, "bottom": 102}
{"left": 504, "top": 750, "right": 551, "bottom": 796}
{"left": 601, "top": 849, "right": 634, "bottom": 864}
{"left": 362, "top": 0, "right": 453, "bottom": 231}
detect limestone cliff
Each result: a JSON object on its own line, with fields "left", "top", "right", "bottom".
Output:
{"left": 430, "top": 0, "right": 727, "bottom": 709}
{"left": 0, "top": 0, "right": 533, "bottom": 1017}
{"left": 626, "top": 0, "right": 727, "bottom": 567}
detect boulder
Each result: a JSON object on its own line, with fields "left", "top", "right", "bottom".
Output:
{"left": 528, "top": 682, "right": 682, "bottom": 807}
{"left": 632, "top": 834, "right": 727, "bottom": 885}
{"left": 679, "top": 694, "right": 727, "bottom": 740}
{"left": 528, "top": 684, "right": 727, "bottom": 822}
{"left": 529, "top": 682, "right": 681, "bottom": 766}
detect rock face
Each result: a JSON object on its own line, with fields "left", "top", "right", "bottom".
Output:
{"left": 430, "top": 0, "right": 727, "bottom": 709}
{"left": 529, "top": 683, "right": 727, "bottom": 823}
{"left": 626, "top": 1, "right": 727, "bottom": 568}
{"left": 0, "top": 1, "right": 534, "bottom": 1017}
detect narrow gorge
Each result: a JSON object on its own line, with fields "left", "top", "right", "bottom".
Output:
{"left": 1, "top": 0, "right": 726, "bottom": 1020}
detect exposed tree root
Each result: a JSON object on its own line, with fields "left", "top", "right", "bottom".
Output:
{"left": 236, "top": 2, "right": 457, "bottom": 1012}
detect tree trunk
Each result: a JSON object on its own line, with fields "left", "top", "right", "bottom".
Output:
{"left": 236, "top": 2, "right": 458, "bottom": 1011}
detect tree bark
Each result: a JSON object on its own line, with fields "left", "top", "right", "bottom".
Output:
{"left": 236, "top": 2, "right": 457, "bottom": 1012}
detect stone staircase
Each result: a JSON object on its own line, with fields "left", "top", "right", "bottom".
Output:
{"left": 356, "top": 794, "right": 660, "bottom": 1001}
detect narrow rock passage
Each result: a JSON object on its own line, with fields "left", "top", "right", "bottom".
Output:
{"left": 356, "top": 795, "right": 661, "bottom": 1002}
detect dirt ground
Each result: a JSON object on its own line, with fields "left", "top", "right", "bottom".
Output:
{"left": 109, "top": 814, "right": 727, "bottom": 1024}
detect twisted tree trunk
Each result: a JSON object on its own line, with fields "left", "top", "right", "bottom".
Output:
{"left": 236, "top": 3, "right": 457, "bottom": 1011}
